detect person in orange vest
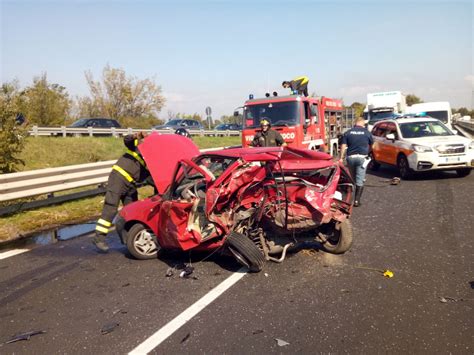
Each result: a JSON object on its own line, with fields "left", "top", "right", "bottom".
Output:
{"left": 92, "top": 132, "right": 152, "bottom": 253}
{"left": 282, "top": 76, "right": 309, "bottom": 96}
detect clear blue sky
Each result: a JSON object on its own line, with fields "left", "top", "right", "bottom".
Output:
{"left": 1, "top": 0, "right": 472, "bottom": 120}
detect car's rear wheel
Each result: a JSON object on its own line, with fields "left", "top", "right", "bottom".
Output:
{"left": 397, "top": 154, "right": 413, "bottom": 179}
{"left": 126, "top": 223, "right": 159, "bottom": 260}
{"left": 226, "top": 231, "right": 265, "bottom": 272}
{"left": 455, "top": 168, "right": 471, "bottom": 177}
{"left": 321, "top": 219, "right": 353, "bottom": 254}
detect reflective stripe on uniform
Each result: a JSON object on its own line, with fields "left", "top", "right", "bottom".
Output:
{"left": 95, "top": 225, "right": 109, "bottom": 234}
{"left": 97, "top": 218, "right": 112, "bottom": 227}
{"left": 293, "top": 76, "right": 309, "bottom": 84}
{"left": 112, "top": 165, "right": 134, "bottom": 183}
{"left": 125, "top": 149, "right": 146, "bottom": 167}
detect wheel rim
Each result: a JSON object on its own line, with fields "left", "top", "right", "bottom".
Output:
{"left": 228, "top": 246, "right": 251, "bottom": 268}
{"left": 133, "top": 230, "right": 158, "bottom": 256}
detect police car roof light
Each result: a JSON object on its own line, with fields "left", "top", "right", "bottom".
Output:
{"left": 249, "top": 94, "right": 254, "bottom": 99}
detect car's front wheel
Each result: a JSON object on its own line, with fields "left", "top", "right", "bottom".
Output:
{"left": 126, "top": 223, "right": 159, "bottom": 260}
{"left": 397, "top": 154, "right": 413, "bottom": 179}
{"left": 368, "top": 152, "right": 380, "bottom": 171}
{"left": 226, "top": 231, "right": 265, "bottom": 272}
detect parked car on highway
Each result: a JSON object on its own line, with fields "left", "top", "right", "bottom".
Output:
{"left": 153, "top": 119, "right": 203, "bottom": 131}
{"left": 69, "top": 118, "right": 121, "bottom": 128}
{"left": 369, "top": 117, "right": 474, "bottom": 178}
{"left": 115, "top": 133, "right": 355, "bottom": 271}
{"left": 214, "top": 123, "right": 242, "bottom": 131}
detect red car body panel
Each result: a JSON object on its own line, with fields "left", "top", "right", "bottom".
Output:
{"left": 138, "top": 133, "right": 200, "bottom": 194}
{"left": 119, "top": 135, "right": 354, "bottom": 253}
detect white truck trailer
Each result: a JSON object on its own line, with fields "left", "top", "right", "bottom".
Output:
{"left": 364, "top": 91, "right": 407, "bottom": 130}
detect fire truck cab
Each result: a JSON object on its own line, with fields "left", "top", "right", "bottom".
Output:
{"left": 241, "top": 94, "right": 352, "bottom": 155}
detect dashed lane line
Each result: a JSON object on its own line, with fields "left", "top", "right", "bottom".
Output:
{"left": 0, "top": 248, "right": 31, "bottom": 260}
{"left": 128, "top": 267, "right": 247, "bottom": 354}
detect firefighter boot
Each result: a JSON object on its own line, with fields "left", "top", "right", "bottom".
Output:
{"left": 354, "top": 186, "right": 364, "bottom": 207}
{"left": 92, "top": 232, "right": 109, "bottom": 253}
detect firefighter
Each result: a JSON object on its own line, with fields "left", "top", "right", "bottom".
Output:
{"left": 92, "top": 132, "right": 152, "bottom": 253}
{"left": 282, "top": 76, "right": 309, "bottom": 97}
{"left": 251, "top": 119, "right": 287, "bottom": 147}
{"left": 339, "top": 117, "right": 374, "bottom": 207}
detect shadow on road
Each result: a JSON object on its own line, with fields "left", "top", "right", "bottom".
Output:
{"left": 366, "top": 165, "right": 467, "bottom": 181}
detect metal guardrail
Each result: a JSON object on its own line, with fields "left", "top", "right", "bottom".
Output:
{"left": 455, "top": 120, "right": 474, "bottom": 133}
{"left": 29, "top": 126, "right": 241, "bottom": 137}
{"left": 0, "top": 147, "right": 225, "bottom": 216}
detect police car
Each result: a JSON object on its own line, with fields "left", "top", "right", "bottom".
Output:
{"left": 369, "top": 117, "right": 474, "bottom": 178}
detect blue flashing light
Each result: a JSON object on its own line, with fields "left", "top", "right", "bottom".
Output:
{"left": 249, "top": 94, "right": 254, "bottom": 99}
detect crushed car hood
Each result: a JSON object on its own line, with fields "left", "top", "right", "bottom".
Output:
{"left": 138, "top": 133, "right": 200, "bottom": 193}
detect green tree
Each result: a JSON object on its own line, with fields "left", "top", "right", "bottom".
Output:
{"left": 21, "top": 73, "right": 71, "bottom": 126}
{"left": 406, "top": 94, "right": 423, "bottom": 106}
{"left": 0, "top": 81, "right": 28, "bottom": 173}
{"left": 80, "top": 65, "right": 166, "bottom": 125}
{"left": 349, "top": 102, "right": 365, "bottom": 118}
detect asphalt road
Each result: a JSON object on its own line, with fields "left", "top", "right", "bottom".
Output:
{"left": 1, "top": 167, "right": 473, "bottom": 354}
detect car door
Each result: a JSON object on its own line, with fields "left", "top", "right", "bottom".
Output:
{"left": 371, "top": 122, "right": 388, "bottom": 163}
{"left": 157, "top": 160, "right": 214, "bottom": 250}
{"left": 383, "top": 122, "right": 399, "bottom": 165}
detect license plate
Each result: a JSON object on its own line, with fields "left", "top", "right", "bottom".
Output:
{"left": 445, "top": 156, "right": 461, "bottom": 163}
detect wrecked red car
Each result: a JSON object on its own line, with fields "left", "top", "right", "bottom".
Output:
{"left": 115, "top": 133, "right": 354, "bottom": 272}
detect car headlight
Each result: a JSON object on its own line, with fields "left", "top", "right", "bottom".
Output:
{"left": 412, "top": 144, "right": 433, "bottom": 153}
{"left": 469, "top": 141, "right": 474, "bottom": 149}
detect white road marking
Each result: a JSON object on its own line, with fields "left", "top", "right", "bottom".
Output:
{"left": 0, "top": 248, "right": 30, "bottom": 260}
{"left": 129, "top": 268, "right": 247, "bottom": 354}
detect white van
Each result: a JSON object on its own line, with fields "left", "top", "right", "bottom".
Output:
{"left": 406, "top": 102, "right": 452, "bottom": 128}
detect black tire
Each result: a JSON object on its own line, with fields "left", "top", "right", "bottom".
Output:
{"left": 397, "top": 154, "right": 413, "bottom": 179}
{"left": 126, "top": 223, "right": 160, "bottom": 260}
{"left": 368, "top": 152, "right": 380, "bottom": 171}
{"left": 455, "top": 169, "right": 471, "bottom": 177}
{"left": 226, "top": 231, "right": 265, "bottom": 272}
{"left": 322, "top": 219, "right": 353, "bottom": 255}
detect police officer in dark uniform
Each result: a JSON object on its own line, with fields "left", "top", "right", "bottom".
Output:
{"left": 93, "top": 132, "right": 151, "bottom": 252}
{"left": 340, "top": 117, "right": 374, "bottom": 207}
{"left": 251, "top": 119, "right": 287, "bottom": 147}
{"left": 282, "top": 76, "right": 309, "bottom": 97}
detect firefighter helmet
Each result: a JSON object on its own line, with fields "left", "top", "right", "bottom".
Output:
{"left": 260, "top": 118, "right": 270, "bottom": 127}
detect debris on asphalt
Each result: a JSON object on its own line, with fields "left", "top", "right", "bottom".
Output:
{"left": 252, "top": 329, "right": 264, "bottom": 335}
{"left": 101, "top": 322, "right": 119, "bottom": 335}
{"left": 355, "top": 265, "right": 395, "bottom": 278}
{"left": 275, "top": 338, "right": 290, "bottom": 347}
{"left": 165, "top": 267, "right": 175, "bottom": 277}
{"left": 180, "top": 332, "right": 191, "bottom": 343}
{"left": 112, "top": 309, "right": 127, "bottom": 317}
{"left": 390, "top": 177, "right": 401, "bottom": 185}
{"left": 340, "top": 289, "right": 350, "bottom": 293}
{"left": 121, "top": 282, "right": 130, "bottom": 287}
{"left": 179, "top": 265, "right": 195, "bottom": 279}
{"left": 264, "top": 273, "right": 269, "bottom": 277}
{"left": 4, "top": 330, "right": 46, "bottom": 344}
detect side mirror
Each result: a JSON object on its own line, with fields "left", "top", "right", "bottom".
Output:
{"left": 451, "top": 129, "right": 458, "bottom": 135}
{"left": 386, "top": 133, "right": 396, "bottom": 140}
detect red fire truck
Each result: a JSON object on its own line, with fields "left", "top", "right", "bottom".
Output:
{"left": 240, "top": 94, "right": 354, "bottom": 155}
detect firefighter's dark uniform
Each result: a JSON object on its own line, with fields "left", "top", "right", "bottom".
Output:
{"left": 287, "top": 76, "right": 309, "bottom": 97}
{"left": 93, "top": 134, "right": 150, "bottom": 252}
{"left": 251, "top": 129, "right": 285, "bottom": 147}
